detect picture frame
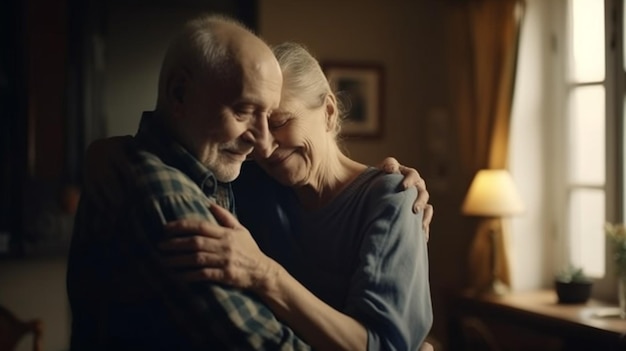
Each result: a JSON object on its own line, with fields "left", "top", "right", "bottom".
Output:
{"left": 322, "top": 62, "right": 384, "bottom": 138}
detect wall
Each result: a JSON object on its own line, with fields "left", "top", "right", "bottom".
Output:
{"left": 0, "top": 0, "right": 70, "bottom": 350}
{"left": 104, "top": 6, "right": 202, "bottom": 137}
{"left": 259, "top": 0, "right": 448, "bottom": 169}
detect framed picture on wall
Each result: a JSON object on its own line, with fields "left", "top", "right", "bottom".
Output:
{"left": 322, "top": 62, "right": 384, "bottom": 138}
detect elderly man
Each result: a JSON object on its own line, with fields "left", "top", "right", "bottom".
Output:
{"left": 67, "top": 14, "right": 311, "bottom": 350}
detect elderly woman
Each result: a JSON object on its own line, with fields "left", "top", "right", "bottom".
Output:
{"left": 162, "top": 42, "right": 433, "bottom": 351}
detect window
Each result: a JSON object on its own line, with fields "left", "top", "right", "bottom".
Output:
{"left": 564, "top": 0, "right": 606, "bottom": 277}
{"left": 559, "top": 0, "right": 624, "bottom": 278}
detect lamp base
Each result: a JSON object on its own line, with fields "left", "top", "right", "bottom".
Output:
{"left": 483, "top": 278, "right": 510, "bottom": 296}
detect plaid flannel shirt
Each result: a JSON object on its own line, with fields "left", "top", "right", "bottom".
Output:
{"left": 67, "top": 112, "right": 310, "bottom": 351}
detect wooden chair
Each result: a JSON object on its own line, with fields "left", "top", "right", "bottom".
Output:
{"left": 0, "top": 305, "right": 43, "bottom": 351}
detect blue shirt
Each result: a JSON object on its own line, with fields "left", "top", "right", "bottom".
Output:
{"left": 234, "top": 162, "right": 433, "bottom": 351}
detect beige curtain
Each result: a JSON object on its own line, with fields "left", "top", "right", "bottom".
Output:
{"left": 446, "top": 0, "right": 525, "bottom": 293}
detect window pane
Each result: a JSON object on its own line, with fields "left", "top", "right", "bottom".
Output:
{"left": 568, "top": 189, "right": 605, "bottom": 277}
{"left": 568, "top": 85, "right": 605, "bottom": 184}
{"left": 570, "top": 0, "right": 605, "bottom": 82}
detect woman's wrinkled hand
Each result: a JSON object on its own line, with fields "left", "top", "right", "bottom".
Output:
{"left": 159, "top": 203, "right": 275, "bottom": 292}
{"left": 378, "top": 157, "right": 434, "bottom": 241}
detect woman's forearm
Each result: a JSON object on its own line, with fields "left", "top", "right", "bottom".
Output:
{"left": 257, "top": 260, "right": 368, "bottom": 351}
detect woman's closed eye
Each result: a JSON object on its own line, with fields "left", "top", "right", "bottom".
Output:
{"left": 269, "top": 115, "right": 291, "bottom": 130}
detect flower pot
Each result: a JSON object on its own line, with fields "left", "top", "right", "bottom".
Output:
{"left": 555, "top": 280, "right": 592, "bottom": 304}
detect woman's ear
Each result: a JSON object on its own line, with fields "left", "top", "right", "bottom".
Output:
{"left": 325, "top": 94, "right": 338, "bottom": 134}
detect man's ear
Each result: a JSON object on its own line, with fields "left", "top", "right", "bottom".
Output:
{"left": 166, "top": 68, "right": 189, "bottom": 113}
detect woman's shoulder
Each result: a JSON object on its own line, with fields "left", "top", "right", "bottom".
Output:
{"left": 359, "top": 168, "right": 416, "bottom": 199}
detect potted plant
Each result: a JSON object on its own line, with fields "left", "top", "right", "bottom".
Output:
{"left": 554, "top": 265, "right": 593, "bottom": 304}
{"left": 605, "top": 222, "right": 626, "bottom": 318}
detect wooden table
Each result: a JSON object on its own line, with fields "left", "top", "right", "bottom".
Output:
{"left": 450, "top": 289, "right": 626, "bottom": 351}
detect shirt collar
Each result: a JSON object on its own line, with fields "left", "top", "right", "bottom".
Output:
{"left": 134, "top": 111, "right": 223, "bottom": 197}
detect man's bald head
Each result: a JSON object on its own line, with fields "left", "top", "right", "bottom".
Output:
{"left": 156, "top": 15, "right": 277, "bottom": 112}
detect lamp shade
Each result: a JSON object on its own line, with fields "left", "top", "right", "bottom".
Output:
{"left": 461, "top": 169, "right": 525, "bottom": 217}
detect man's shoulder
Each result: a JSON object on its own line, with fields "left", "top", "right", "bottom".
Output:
{"left": 84, "top": 136, "right": 135, "bottom": 185}
{"left": 86, "top": 135, "right": 133, "bottom": 154}
{"left": 80, "top": 136, "right": 136, "bottom": 211}
{"left": 84, "top": 136, "right": 201, "bottom": 200}
{"left": 123, "top": 139, "right": 204, "bottom": 200}
{"left": 85, "top": 136, "right": 134, "bottom": 171}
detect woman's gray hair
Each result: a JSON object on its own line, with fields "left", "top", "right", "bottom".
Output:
{"left": 271, "top": 42, "right": 347, "bottom": 135}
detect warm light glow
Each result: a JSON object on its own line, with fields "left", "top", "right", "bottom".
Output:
{"left": 462, "top": 169, "right": 525, "bottom": 217}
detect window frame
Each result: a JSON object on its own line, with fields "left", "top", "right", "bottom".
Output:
{"left": 551, "top": 0, "right": 624, "bottom": 296}
{"left": 605, "top": 0, "right": 626, "bottom": 273}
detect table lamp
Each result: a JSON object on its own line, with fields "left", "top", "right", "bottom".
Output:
{"left": 462, "top": 169, "right": 525, "bottom": 295}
